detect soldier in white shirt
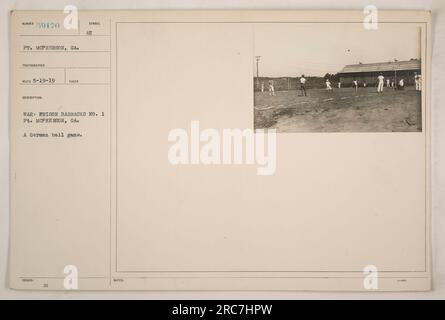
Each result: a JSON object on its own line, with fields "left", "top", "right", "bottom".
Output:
{"left": 268, "top": 80, "right": 275, "bottom": 96}
{"left": 325, "top": 79, "right": 333, "bottom": 91}
{"left": 353, "top": 80, "right": 358, "bottom": 92}
{"left": 300, "top": 75, "right": 307, "bottom": 96}
{"left": 414, "top": 73, "right": 422, "bottom": 91}
{"left": 377, "top": 74, "right": 385, "bottom": 93}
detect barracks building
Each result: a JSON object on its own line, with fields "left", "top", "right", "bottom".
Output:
{"left": 338, "top": 59, "right": 421, "bottom": 86}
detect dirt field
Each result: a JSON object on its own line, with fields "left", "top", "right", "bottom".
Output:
{"left": 254, "top": 86, "right": 422, "bottom": 132}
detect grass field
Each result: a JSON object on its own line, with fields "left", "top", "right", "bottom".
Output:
{"left": 254, "top": 86, "right": 422, "bottom": 132}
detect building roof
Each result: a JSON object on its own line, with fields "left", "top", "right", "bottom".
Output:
{"left": 340, "top": 59, "right": 421, "bottom": 74}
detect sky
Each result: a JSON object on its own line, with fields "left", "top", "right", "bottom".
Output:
{"left": 253, "top": 23, "right": 421, "bottom": 77}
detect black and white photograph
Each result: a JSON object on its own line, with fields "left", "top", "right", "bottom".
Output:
{"left": 253, "top": 23, "right": 423, "bottom": 132}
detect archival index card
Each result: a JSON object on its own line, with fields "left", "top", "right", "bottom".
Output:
{"left": 9, "top": 10, "right": 431, "bottom": 291}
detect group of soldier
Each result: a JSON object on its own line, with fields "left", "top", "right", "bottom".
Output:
{"left": 261, "top": 72, "right": 422, "bottom": 96}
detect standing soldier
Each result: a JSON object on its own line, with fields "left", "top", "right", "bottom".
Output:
{"left": 353, "top": 79, "right": 359, "bottom": 92}
{"left": 414, "top": 72, "right": 422, "bottom": 91}
{"left": 300, "top": 75, "right": 307, "bottom": 96}
{"left": 377, "top": 73, "right": 385, "bottom": 93}
{"left": 325, "top": 79, "right": 333, "bottom": 91}
{"left": 397, "top": 78, "right": 405, "bottom": 90}
{"left": 268, "top": 80, "right": 275, "bottom": 96}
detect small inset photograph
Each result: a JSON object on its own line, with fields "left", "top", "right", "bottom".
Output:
{"left": 253, "top": 23, "right": 423, "bottom": 132}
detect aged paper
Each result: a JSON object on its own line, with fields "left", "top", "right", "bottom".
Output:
{"left": 9, "top": 10, "right": 431, "bottom": 291}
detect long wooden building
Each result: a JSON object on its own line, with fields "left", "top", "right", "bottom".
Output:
{"left": 338, "top": 59, "right": 421, "bottom": 86}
